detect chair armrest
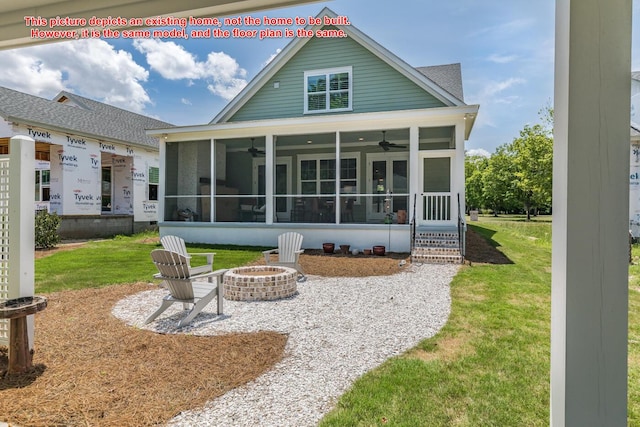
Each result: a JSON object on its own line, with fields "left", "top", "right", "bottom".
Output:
{"left": 191, "top": 268, "right": 228, "bottom": 281}
{"left": 189, "top": 252, "right": 216, "bottom": 265}
{"left": 262, "top": 248, "right": 278, "bottom": 263}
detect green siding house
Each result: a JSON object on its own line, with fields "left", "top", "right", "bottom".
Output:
{"left": 150, "top": 7, "right": 479, "bottom": 258}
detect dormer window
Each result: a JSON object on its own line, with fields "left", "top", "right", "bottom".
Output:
{"left": 304, "top": 66, "right": 352, "bottom": 114}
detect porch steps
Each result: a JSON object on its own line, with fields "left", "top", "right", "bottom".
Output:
{"left": 411, "top": 231, "right": 463, "bottom": 264}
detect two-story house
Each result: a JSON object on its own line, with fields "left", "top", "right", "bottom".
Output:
{"left": 149, "top": 7, "right": 479, "bottom": 256}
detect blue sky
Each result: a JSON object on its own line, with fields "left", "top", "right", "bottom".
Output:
{"left": 1, "top": 0, "right": 638, "bottom": 155}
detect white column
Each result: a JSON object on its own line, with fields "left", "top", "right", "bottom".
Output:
{"left": 552, "top": 0, "right": 631, "bottom": 425}
{"left": 210, "top": 138, "right": 215, "bottom": 223}
{"left": 265, "top": 135, "right": 274, "bottom": 225}
{"left": 158, "top": 138, "right": 166, "bottom": 222}
{"left": 454, "top": 119, "right": 466, "bottom": 219}
{"left": 8, "top": 136, "right": 35, "bottom": 347}
{"left": 409, "top": 126, "right": 419, "bottom": 224}
{"left": 335, "top": 131, "right": 341, "bottom": 224}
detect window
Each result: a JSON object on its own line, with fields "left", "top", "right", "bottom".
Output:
{"left": 148, "top": 166, "right": 159, "bottom": 201}
{"left": 34, "top": 169, "right": 50, "bottom": 202}
{"left": 298, "top": 155, "right": 358, "bottom": 194}
{"left": 304, "top": 67, "right": 352, "bottom": 114}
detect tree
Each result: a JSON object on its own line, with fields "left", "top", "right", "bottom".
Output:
{"left": 465, "top": 153, "right": 488, "bottom": 211}
{"left": 482, "top": 145, "right": 519, "bottom": 215}
{"left": 508, "top": 123, "right": 553, "bottom": 220}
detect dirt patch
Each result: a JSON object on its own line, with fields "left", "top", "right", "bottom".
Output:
{"left": 0, "top": 283, "right": 286, "bottom": 426}
{"left": 253, "top": 250, "right": 411, "bottom": 277}
{"left": 463, "top": 227, "right": 512, "bottom": 265}
{"left": 34, "top": 241, "right": 88, "bottom": 259}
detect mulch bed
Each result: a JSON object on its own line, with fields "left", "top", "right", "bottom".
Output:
{"left": 1, "top": 227, "right": 506, "bottom": 426}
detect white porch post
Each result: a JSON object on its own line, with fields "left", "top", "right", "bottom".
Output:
{"left": 551, "top": 0, "right": 631, "bottom": 425}
{"left": 265, "top": 134, "right": 274, "bottom": 225}
{"left": 210, "top": 138, "right": 215, "bottom": 223}
{"left": 158, "top": 138, "right": 166, "bottom": 222}
{"left": 454, "top": 119, "right": 466, "bottom": 219}
{"left": 8, "top": 135, "right": 35, "bottom": 347}
{"left": 335, "top": 131, "right": 341, "bottom": 224}
{"left": 409, "top": 126, "right": 419, "bottom": 224}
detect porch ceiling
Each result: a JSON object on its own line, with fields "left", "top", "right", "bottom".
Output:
{"left": 217, "top": 127, "right": 454, "bottom": 150}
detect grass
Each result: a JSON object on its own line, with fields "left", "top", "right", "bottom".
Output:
{"left": 34, "top": 231, "right": 266, "bottom": 293}
{"left": 30, "top": 221, "right": 640, "bottom": 424}
{"left": 320, "top": 219, "right": 554, "bottom": 426}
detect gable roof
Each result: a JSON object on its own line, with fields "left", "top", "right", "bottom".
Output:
{"left": 0, "top": 86, "right": 173, "bottom": 148}
{"left": 416, "top": 64, "right": 464, "bottom": 103}
{"left": 211, "top": 7, "right": 466, "bottom": 124}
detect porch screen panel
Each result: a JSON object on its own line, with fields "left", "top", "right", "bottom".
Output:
{"left": 423, "top": 157, "right": 451, "bottom": 221}
{"left": 164, "top": 140, "right": 211, "bottom": 222}
{"left": 423, "top": 157, "right": 450, "bottom": 192}
{"left": 0, "top": 157, "right": 9, "bottom": 345}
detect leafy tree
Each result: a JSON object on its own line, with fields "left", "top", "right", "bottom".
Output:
{"left": 482, "top": 145, "right": 519, "bottom": 215}
{"left": 508, "top": 123, "right": 553, "bottom": 220}
{"left": 465, "top": 154, "right": 488, "bottom": 210}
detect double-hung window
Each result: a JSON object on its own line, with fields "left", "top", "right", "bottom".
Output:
{"left": 304, "top": 67, "right": 352, "bottom": 114}
{"left": 298, "top": 155, "right": 359, "bottom": 195}
{"left": 148, "top": 166, "right": 159, "bottom": 201}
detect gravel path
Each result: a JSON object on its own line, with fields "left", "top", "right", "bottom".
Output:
{"left": 112, "top": 263, "right": 458, "bottom": 427}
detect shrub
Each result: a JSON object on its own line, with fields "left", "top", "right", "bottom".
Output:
{"left": 35, "top": 210, "right": 61, "bottom": 249}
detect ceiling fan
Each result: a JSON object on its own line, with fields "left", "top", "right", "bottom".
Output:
{"left": 378, "top": 131, "right": 406, "bottom": 151}
{"left": 247, "top": 138, "right": 265, "bottom": 157}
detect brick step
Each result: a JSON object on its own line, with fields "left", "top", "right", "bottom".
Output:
{"left": 415, "top": 231, "right": 459, "bottom": 240}
{"left": 412, "top": 246, "right": 461, "bottom": 255}
{"left": 411, "top": 253, "right": 463, "bottom": 264}
{"left": 414, "top": 238, "right": 459, "bottom": 248}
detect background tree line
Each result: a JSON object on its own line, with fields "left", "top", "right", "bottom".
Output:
{"left": 466, "top": 107, "right": 553, "bottom": 220}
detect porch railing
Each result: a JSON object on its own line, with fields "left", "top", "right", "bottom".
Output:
{"left": 410, "top": 193, "right": 417, "bottom": 251}
{"left": 421, "top": 192, "right": 452, "bottom": 222}
{"left": 457, "top": 193, "right": 465, "bottom": 261}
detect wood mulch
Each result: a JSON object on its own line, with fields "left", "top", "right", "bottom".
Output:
{"left": 1, "top": 227, "right": 506, "bottom": 426}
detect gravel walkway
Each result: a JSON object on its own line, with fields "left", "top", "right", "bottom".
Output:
{"left": 112, "top": 263, "right": 458, "bottom": 427}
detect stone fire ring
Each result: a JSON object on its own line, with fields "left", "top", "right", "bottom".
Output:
{"left": 224, "top": 266, "right": 298, "bottom": 301}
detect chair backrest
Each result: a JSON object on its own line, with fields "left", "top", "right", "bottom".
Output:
{"left": 277, "top": 232, "right": 303, "bottom": 263}
{"left": 150, "top": 249, "right": 194, "bottom": 300}
{"left": 161, "top": 235, "right": 188, "bottom": 257}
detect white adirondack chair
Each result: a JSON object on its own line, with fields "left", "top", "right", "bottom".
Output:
{"left": 146, "top": 249, "right": 226, "bottom": 328}
{"left": 263, "top": 232, "right": 306, "bottom": 281}
{"left": 160, "top": 235, "right": 215, "bottom": 276}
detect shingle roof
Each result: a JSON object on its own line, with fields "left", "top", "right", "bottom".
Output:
{"left": 0, "top": 86, "right": 173, "bottom": 148}
{"left": 416, "top": 63, "right": 464, "bottom": 103}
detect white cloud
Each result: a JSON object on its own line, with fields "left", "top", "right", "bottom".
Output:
{"left": 469, "top": 18, "right": 534, "bottom": 39}
{"left": 181, "top": 98, "right": 192, "bottom": 105}
{"left": 487, "top": 53, "right": 518, "bottom": 64}
{"left": 466, "top": 77, "right": 527, "bottom": 129}
{"left": 133, "top": 39, "right": 202, "bottom": 79}
{"left": 0, "top": 39, "right": 150, "bottom": 113}
{"left": 263, "top": 48, "right": 282, "bottom": 66}
{"left": 466, "top": 148, "right": 490, "bottom": 158}
{"left": 133, "top": 39, "right": 247, "bottom": 101}
{"left": 482, "top": 77, "right": 526, "bottom": 98}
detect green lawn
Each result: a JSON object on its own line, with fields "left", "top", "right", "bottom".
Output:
{"left": 321, "top": 217, "right": 637, "bottom": 426}
{"left": 32, "top": 223, "right": 640, "bottom": 424}
{"left": 34, "top": 231, "right": 266, "bottom": 293}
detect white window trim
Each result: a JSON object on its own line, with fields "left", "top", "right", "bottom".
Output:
{"left": 297, "top": 153, "right": 359, "bottom": 195}
{"left": 303, "top": 66, "right": 353, "bottom": 114}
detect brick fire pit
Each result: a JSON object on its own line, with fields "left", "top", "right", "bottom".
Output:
{"left": 224, "top": 266, "right": 298, "bottom": 301}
